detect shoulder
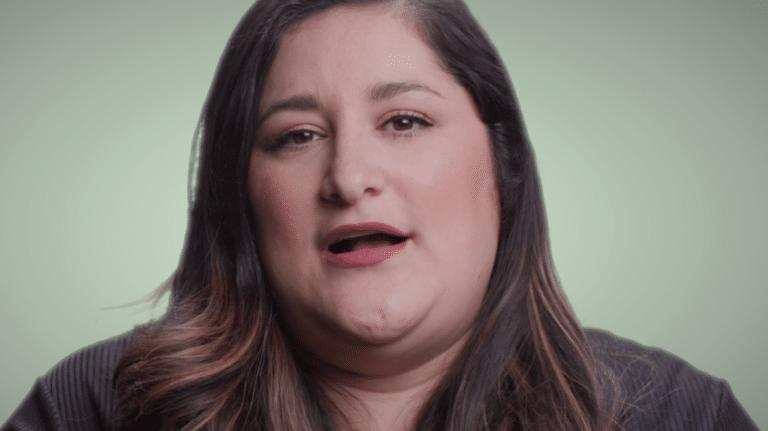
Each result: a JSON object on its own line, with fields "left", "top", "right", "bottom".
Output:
{"left": 2, "top": 329, "right": 139, "bottom": 431}
{"left": 585, "top": 328, "right": 758, "bottom": 431}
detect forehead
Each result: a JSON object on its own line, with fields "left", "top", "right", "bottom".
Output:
{"left": 261, "top": 4, "right": 452, "bottom": 103}
{"left": 283, "top": 3, "right": 422, "bottom": 52}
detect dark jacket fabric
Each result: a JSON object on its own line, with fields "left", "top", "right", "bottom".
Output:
{"left": 2, "top": 328, "right": 759, "bottom": 430}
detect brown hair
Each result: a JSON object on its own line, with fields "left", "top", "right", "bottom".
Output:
{"left": 114, "top": 0, "right": 628, "bottom": 430}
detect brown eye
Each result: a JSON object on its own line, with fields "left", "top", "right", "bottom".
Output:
{"left": 392, "top": 117, "right": 415, "bottom": 131}
{"left": 291, "top": 130, "right": 315, "bottom": 144}
{"left": 269, "top": 129, "right": 323, "bottom": 151}
{"left": 385, "top": 113, "right": 432, "bottom": 136}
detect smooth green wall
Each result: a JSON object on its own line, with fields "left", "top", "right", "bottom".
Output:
{"left": 1, "top": 1, "right": 765, "bottom": 427}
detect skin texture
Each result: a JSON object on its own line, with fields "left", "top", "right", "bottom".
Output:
{"left": 248, "top": 4, "right": 501, "bottom": 429}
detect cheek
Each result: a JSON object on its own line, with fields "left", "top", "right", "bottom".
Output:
{"left": 419, "top": 132, "right": 499, "bottom": 232}
{"left": 248, "top": 162, "right": 313, "bottom": 259}
{"left": 470, "top": 146, "right": 501, "bottom": 219}
{"left": 417, "top": 130, "right": 500, "bottom": 296}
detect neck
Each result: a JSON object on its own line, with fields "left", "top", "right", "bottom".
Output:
{"left": 322, "top": 371, "right": 442, "bottom": 431}
{"left": 314, "top": 333, "right": 468, "bottom": 431}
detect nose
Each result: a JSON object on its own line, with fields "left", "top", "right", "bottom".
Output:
{"left": 320, "top": 129, "right": 383, "bottom": 206}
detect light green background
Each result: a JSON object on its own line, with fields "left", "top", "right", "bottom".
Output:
{"left": 1, "top": 0, "right": 765, "bottom": 427}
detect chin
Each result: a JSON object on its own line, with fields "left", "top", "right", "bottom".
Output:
{"left": 342, "top": 312, "right": 417, "bottom": 345}
{"left": 349, "top": 319, "right": 413, "bottom": 345}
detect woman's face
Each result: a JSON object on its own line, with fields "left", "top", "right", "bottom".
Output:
{"left": 249, "top": 5, "right": 500, "bottom": 378}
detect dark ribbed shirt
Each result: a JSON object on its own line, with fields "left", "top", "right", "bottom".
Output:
{"left": 1, "top": 328, "right": 759, "bottom": 430}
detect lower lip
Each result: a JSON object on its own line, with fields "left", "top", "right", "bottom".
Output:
{"left": 321, "top": 239, "right": 409, "bottom": 269}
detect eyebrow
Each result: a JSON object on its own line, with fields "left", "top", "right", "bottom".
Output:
{"left": 257, "top": 80, "right": 443, "bottom": 126}
{"left": 257, "top": 94, "right": 318, "bottom": 126}
{"left": 368, "top": 80, "right": 443, "bottom": 101}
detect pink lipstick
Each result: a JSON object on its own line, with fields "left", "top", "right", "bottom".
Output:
{"left": 321, "top": 222, "right": 410, "bottom": 269}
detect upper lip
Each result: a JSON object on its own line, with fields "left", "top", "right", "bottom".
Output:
{"left": 321, "top": 222, "right": 410, "bottom": 251}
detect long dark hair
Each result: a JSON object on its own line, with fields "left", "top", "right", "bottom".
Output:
{"left": 114, "top": 0, "right": 626, "bottom": 429}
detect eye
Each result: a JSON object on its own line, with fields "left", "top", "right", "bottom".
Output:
{"left": 383, "top": 112, "right": 433, "bottom": 136}
{"left": 269, "top": 129, "right": 324, "bottom": 151}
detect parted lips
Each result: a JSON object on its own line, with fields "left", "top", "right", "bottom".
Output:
{"left": 322, "top": 222, "right": 411, "bottom": 254}
{"left": 328, "top": 232, "right": 408, "bottom": 254}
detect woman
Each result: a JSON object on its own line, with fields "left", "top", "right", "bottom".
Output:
{"left": 2, "top": 0, "right": 758, "bottom": 430}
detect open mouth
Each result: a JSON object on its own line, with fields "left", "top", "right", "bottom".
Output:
{"left": 328, "top": 232, "right": 408, "bottom": 254}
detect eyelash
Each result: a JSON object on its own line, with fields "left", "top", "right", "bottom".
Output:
{"left": 268, "top": 129, "right": 324, "bottom": 151}
{"left": 382, "top": 112, "right": 432, "bottom": 137}
{"left": 267, "top": 112, "right": 433, "bottom": 151}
